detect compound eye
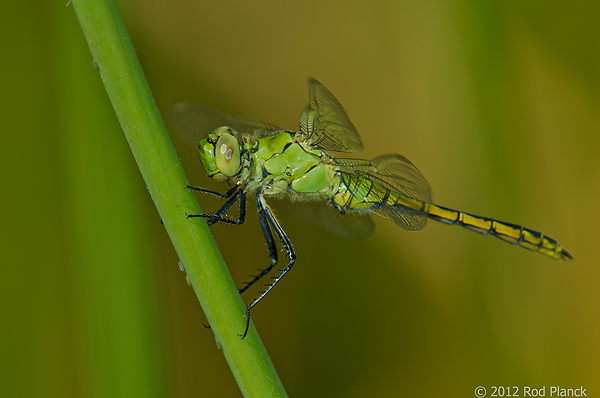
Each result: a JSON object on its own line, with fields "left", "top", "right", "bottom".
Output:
{"left": 215, "top": 131, "right": 241, "bottom": 177}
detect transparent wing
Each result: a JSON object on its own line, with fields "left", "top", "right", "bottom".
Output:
{"left": 299, "top": 79, "right": 363, "bottom": 153}
{"left": 335, "top": 154, "right": 432, "bottom": 231}
{"left": 274, "top": 196, "right": 375, "bottom": 239}
{"left": 171, "top": 102, "right": 284, "bottom": 144}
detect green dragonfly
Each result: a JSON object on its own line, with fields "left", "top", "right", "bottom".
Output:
{"left": 172, "top": 79, "right": 572, "bottom": 338}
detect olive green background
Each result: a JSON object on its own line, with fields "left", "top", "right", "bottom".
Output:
{"left": 2, "top": 1, "right": 598, "bottom": 397}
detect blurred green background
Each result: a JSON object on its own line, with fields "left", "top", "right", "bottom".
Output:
{"left": 2, "top": 1, "right": 598, "bottom": 397}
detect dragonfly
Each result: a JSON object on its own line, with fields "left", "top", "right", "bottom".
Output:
{"left": 172, "top": 79, "right": 573, "bottom": 338}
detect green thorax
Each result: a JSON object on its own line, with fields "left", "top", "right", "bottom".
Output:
{"left": 240, "top": 132, "right": 341, "bottom": 197}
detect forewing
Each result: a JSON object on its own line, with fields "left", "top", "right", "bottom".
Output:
{"left": 299, "top": 79, "right": 363, "bottom": 153}
{"left": 335, "top": 154, "right": 432, "bottom": 231}
{"left": 171, "top": 102, "right": 283, "bottom": 144}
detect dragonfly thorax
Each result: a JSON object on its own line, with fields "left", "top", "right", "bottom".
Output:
{"left": 245, "top": 132, "right": 341, "bottom": 198}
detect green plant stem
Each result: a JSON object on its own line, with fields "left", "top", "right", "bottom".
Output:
{"left": 70, "top": 1, "right": 287, "bottom": 396}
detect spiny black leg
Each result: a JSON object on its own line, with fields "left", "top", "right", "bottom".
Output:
{"left": 187, "top": 184, "right": 247, "bottom": 225}
{"left": 187, "top": 184, "right": 240, "bottom": 198}
{"left": 237, "top": 190, "right": 279, "bottom": 339}
{"left": 248, "top": 195, "right": 296, "bottom": 313}
{"left": 186, "top": 185, "right": 228, "bottom": 198}
{"left": 204, "top": 189, "right": 246, "bottom": 226}
{"left": 217, "top": 187, "right": 246, "bottom": 224}
{"left": 239, "top": 193, "right": 296, "bottom": 339}
{"left": 238, "top": 190, "right": 278, "bottom": 295}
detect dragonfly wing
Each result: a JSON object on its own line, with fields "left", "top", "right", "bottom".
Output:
{"left": 335, "top": 154, "right": 432, "bottom": 231}
{"left": 275, "top": 196, "right": 375, "bottom": 239}
{"left": 299, "top": 79, "right": 364, "bottom": 153}
{"left": 171, "top": 102, "right": 283, "bottom": 144}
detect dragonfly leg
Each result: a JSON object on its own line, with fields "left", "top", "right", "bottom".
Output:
{"left": 239, "top": 192, "right": 296, "bottom": 338}
{"left": 186, "top": 184, "right": 228, "bottom": 198}
{"left": 187, "top": 184, "right": 246, "bottom": 225}
{"left": 238, "top": 192, "right": 279, "bottom": 296}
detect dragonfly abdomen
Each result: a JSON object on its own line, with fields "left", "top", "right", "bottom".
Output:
{"left": 333, "top": 173, "right": 571, "bottom": 260}
{"left": 426, "top": 204, "right": 573, "bottom": 261}
{"left": 332, "top": 172, "right": 430, "bottom": 231}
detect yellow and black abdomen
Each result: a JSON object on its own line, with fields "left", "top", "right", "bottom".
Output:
{"left": 332, "top": 170, "right": 572, "bottom": 261}
{"left": 425, "top": 203, "right": 573, "bottom": 261}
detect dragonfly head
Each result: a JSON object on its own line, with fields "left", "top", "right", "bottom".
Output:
{"left": 198, "top": 126, "right": 242, "bottom": 180}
